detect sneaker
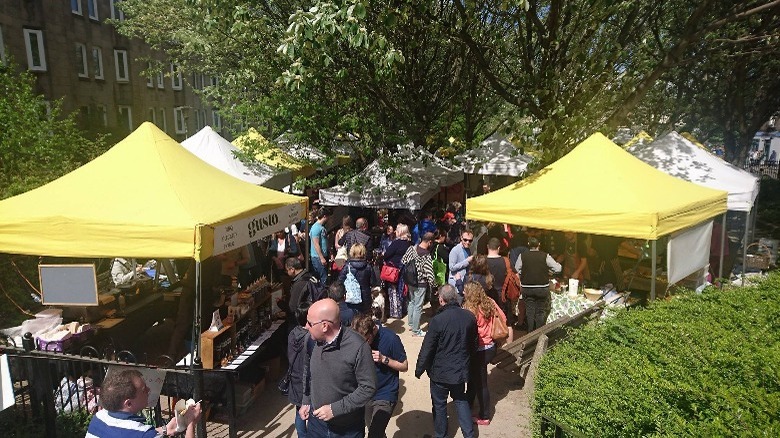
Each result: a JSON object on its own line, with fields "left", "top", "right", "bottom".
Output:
{"left": 412, "top": 329, "right": 426, "bottom": 337}
{"left": 473, "top": 417, "right": 490, "bottom": 426}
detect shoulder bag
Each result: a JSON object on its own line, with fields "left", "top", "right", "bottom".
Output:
{"left": 501, "top": 257, "right": 522, "bottom": 302}
{"left": 491, "top": 306, "right": 509, "bottom": 342}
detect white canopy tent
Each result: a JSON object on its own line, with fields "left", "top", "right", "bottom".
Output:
{"left": 456, "top": 134, "right": 533, "bottom": 177}
{"left": 181, "top": 126, "right": 292, "bottom": 190}
{"left": 629, "top": 131, "right": 760, "bottom": 279}
{"left": 319, "top": 146, "right": 463, "bottom": 209}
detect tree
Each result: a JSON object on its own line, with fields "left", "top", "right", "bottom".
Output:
{"left": 0, "top": 60, "right": 107, "bottom": 199}
{"left": 117, "top": 0, "right": 505, "bottom": 176}
{"left": 444, "top": 0, "right": 780, "bottom": 163}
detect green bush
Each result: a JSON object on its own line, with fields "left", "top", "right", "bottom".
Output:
{"left": 534, "top": 273, "right": 780, "bottom": 437}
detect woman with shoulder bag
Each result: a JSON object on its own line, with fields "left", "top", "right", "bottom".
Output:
{"left": 383, "top": 224, "right": 412, "bottom": 318}
{"left": 462, "top": 281, "right": 507, "bottom": 426}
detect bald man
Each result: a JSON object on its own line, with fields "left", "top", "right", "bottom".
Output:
{"left": 300, "top": 299, "right": 376, "bottom": 437}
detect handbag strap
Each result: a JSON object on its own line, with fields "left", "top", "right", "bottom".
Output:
{"left": 285, "top": 333, "right": 307, "bottom": 378}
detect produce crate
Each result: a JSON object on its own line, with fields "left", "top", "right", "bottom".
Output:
{"left": 744, "top": 243, "right": 770, "bottom": 271}
{"left": 36, "top": 335, "right": 73, "bottom": 352}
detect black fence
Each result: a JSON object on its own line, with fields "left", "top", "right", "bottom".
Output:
{"left": 0, "top": 335, "right": 209, "bottom": 437}
{"left": 744, "top": 161, "right": 779, "bottom": 179}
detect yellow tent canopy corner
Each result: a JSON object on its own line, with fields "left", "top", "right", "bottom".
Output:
{"left": 0, "top": 122, "right": 308, "bottom": 261}
{"left": 467, "top": 132, "right": 727, "bottom": 240}
{"left": 622, "top": 130, "right": 654, "bottom": 149}
{"left": 233, "top": 128, "right": 315, "bottom": 178}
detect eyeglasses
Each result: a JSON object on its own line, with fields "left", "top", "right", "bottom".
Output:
{"left": 306, "top": 319, "right": 333, "bottom": 328}
{"left": 462, "top": 238, "right": 473, "bottom": 242}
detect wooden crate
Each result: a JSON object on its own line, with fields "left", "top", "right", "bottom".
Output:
{"left": 201, "top": 323, "right": 234, "bottom": 369}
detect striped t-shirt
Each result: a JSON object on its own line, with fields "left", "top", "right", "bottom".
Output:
{"left": 86, "top": 410, "right": 159, "bottom": 438}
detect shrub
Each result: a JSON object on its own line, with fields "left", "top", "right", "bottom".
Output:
{"left": 534, "top": 273, "right": 780, "bottom": 437}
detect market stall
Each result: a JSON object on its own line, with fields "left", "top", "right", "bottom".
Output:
{"left": 181, "top": 125, "right": 292, "bottom": 190}
{"left": 466, "top": 132, "right": 728, "bottom": 299}
{"left": 233, "top": 128, "right": 315, "bottom": 180}
{"left": 319, "top": 145, "right": 463, "bottom": 209}
{"left": 629, "top": 131, "right": 760, "bottom": 279}
{"left": 456, "top": 134, "right": 532, "bottom": 192}
{"left": 0, "top": 122, "right": 307, "bottom": 360}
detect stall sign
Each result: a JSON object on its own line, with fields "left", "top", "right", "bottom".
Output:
{"left": 213, "top": 203, "right": 304, "bottom": 256}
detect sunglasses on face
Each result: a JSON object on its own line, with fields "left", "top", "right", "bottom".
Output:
{"left": 462, "top": 238, "right": 473, "bottom": 242}
{"left": 306, "top": 319, "right": 333, "bottom": 328}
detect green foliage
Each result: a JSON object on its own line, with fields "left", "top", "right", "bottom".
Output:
{"left": 535, "top": 274, "right": 780, "bottom": 437}
{"left": 0, "top": 61, "right": 107, "bottom": 199}
{"left": 0, "top": 408, "right": 92, "bottom": 437}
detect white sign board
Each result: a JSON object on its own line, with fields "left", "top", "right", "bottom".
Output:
{"left": 667, "top": 220, "right": 713, "bottom": 285}
{"left": 212, "top": 203, "right": 304, "bottom": 256}
{"left": 1, "top": 355, "right": 14, "bottom": 411}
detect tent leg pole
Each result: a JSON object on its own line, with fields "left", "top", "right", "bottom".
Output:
{"left": 742, "top": 211, "right": 750, "bottom": 286}
{"left": 719, "top": 213, "right": 726, "bottom": 281}
{"left": 650, "top": 241, "right": 657, "bottom": 301}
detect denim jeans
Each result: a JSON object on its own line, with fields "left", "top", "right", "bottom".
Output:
{"left": 307, "top": 414, "right": 364, "bottom": 438}
{"left": 407, "top": 286, "right": 427, "bottom": 332}
{"left": 311, "top": 257, "right": 328, "bottom": 286}
{"left": 429, "top": 380, "right": 474, "bottom": 438}
{"left": 295, "top": 405, "right": 307, "bottom": 438}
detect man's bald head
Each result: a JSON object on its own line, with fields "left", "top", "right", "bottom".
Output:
{"left": 307, "top": 298, "right": 341, "bottom": 342}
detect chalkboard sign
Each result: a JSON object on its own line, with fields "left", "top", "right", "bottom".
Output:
{"left": 39, "top": 264, "right": 99, "bottom": 306}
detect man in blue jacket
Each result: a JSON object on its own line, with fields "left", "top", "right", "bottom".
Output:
{"left": 415, "top": 284, "right": 477, "bottom": 438}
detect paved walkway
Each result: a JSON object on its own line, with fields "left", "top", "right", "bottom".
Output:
{"left": 208, "top": 308, "right": 533, "bottom": 437}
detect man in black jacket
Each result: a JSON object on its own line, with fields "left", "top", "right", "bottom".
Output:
{"left": 415, "top": 284, "right": 477, "bottom": 438}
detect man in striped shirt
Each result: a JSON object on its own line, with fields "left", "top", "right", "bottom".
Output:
{"left": 86, "top": 369, "right": 200, "bottom": 438}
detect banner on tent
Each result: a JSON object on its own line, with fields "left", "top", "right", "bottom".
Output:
{"left": 213, "top": 203, "right": 304, "bottom": 256}
{"left": 667, "top": 220, "right": 712, "bottom": 285}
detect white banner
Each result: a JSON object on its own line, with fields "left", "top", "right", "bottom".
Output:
{"left": 1, "top": 355, "right": 15, "bottom": 411}
{"left": 667, "top": 220, "right": 713, "bottom": 285}
{"left": 213, "top": 203, "right": 304, "bottom": 256}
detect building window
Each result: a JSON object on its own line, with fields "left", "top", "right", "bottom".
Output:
{"left": 96, "top": 105, "right": 107, "bottom": 127}
{"left": 157, "top": 70, "right": 164, "bottom": 89}
{"left": 212, "top": 110, "right": 222, "bottom": 130}
{"left": 111, "top": 0, "right": 125, "bottom": 21}
{"left": 194, "top": 110, "right": 201, "bottom": 130}
{"left": 171, "top": 63, "right": 183, "bottom": 90}
{"left": 92, "top": 47, "right": 103, "bottom": 79}
{"left": 75, "top": 43, "right": 88, "bottom": 78}
{"left": 192, "top": 73, "right": 203, "bottom": 90}
{"left": 24, "top": 29, "right": 47, "bottom": 71}
{"left": 146, "top": 62, "right": 154, "bottom": 88}
{"left": 118, "top": 105, "right": 132, "bottom": 130}
{"left": 71, "top": 0, "right": 83, "bottom": 15}
{"left": 209, "top": 75, "right": 219, "bottom": 87}
{"left": 174, "top": 107, "right": 186, "bottom": 134}
{"left": 87, "top": 0, "right": 98, "bottom": 20}
{"left": 114, "top": 49, "right": 129, "bottom": 82}
{"left": 159, "top": 108, "right": 167, "bottom": 132}
{"left": 200, "top": 110, "right": 207, "bottom": 129}
{"left": 147, "top": 107, "right": 157, "bottom": 124}
{"left": 0, "top": 25, "right": 5, "bottom": 65}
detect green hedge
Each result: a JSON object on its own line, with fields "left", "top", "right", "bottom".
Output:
{"left": 534, "top": 273, "right": 780, "bottom": 437}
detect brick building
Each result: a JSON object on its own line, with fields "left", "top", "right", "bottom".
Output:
{"left": 0, "top": 0, "right": 218, "bottom": 142}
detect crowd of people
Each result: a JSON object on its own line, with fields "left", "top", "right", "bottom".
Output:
{"left": 269, "top": 200, "right": 650, "bottom": 438}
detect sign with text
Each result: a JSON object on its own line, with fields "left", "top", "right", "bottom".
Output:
{"left": 213, "top": 203, "right": 304, "bottom": 256}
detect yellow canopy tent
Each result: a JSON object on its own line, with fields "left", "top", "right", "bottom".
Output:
{"left": 622, "top": 130, "right": 654, "bottom": 149}
{"left": 0, "top": 122, "right": 308, "bottom": 261}
{"left": 0, "top": 122, "right": 307, "bottom": 368}
{"left": 467, "top": 133, "right": 728, "bottom": 299}
{"left": 233, "top": 128, "right": 315, "bottom": 179}
{"left": 467, "top": 133, "right": 726, "bottom": 240}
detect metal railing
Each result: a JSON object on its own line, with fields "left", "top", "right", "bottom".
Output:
{"left": 744, "top": 161, "right": 779, "bottom": 179}
{"left": 0, "top": 334, "right": 203, "bottom": 437}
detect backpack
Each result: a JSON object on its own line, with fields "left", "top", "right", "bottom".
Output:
{"left": 344, "top": 263, "right": 363, "bottom": 304}
{"left": 403, "top": 255, "right": 420, "bottom": 287}
{"left": 432, "top": 244, "right": 447, "bottom": 286}
{"left": 304, "top": 276, "right": 328, "bottom": 303}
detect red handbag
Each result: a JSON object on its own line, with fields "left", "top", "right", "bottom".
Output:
{"left": 380, "top": 264, "right": 401, "bottom": 283}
